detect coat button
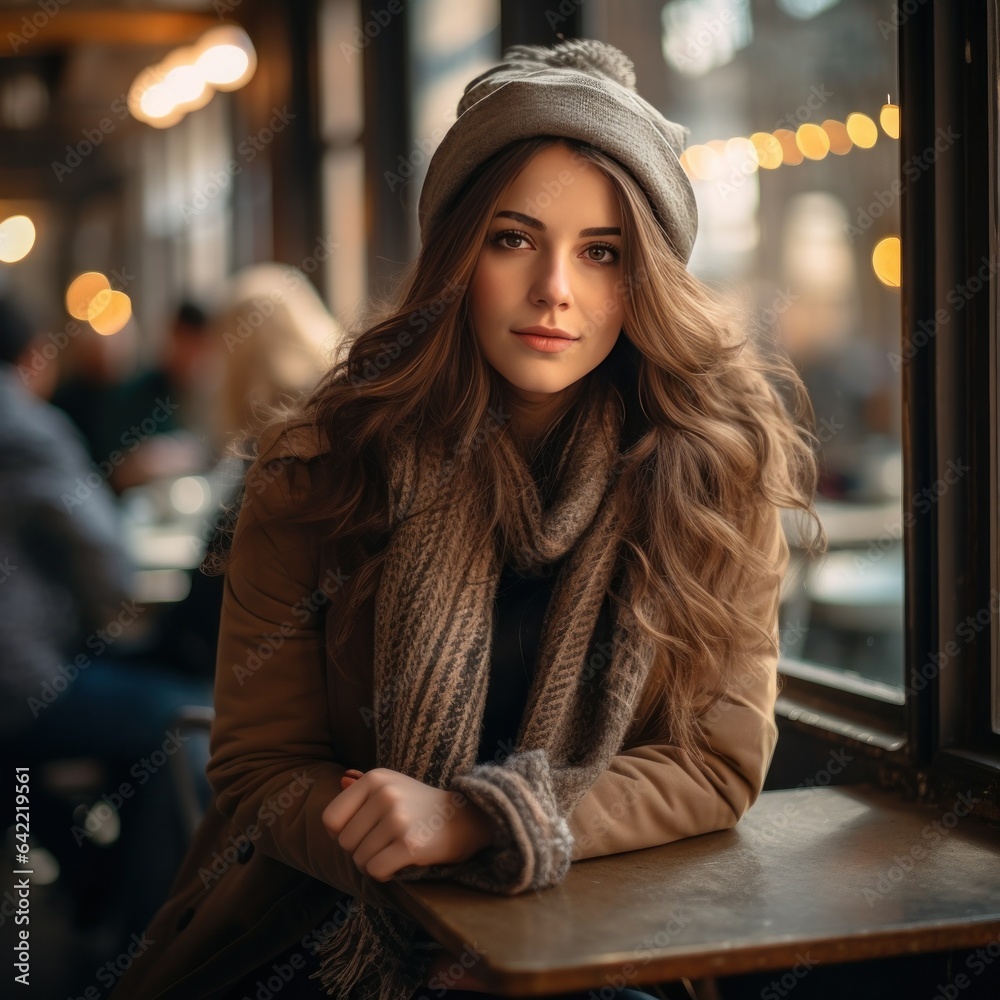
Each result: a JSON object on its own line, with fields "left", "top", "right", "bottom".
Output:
{"left": 237, "top": 841, "right": 255, "bottom": 864}
{"left": 176, "top": 907, "right": 195, "bottom": 932}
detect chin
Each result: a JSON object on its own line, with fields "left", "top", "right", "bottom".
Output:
{"left": 503, "top": 372, "right": 576, "bottom": 397}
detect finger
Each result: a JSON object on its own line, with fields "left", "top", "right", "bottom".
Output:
{"left": 350, "top": 814, "right": 403, "bottom": 874}
{"left": 336, "top": 785, "right": 393, "bottom": 853}
{"left": 322, "top": 778, "right": 368, "bottom": 836}
{"left": 364, "top": 839, "right": 419, "bottom": 882}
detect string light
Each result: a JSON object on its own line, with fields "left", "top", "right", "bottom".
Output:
{"left": 128, "top": 25, "right": 256, "bottom": 128}
{"left": 0, "top": 214, "right": 35, "bottom": 263}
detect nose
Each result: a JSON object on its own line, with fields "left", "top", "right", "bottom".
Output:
{"left": 529, "top": 251, "right": 573, "bottom": 310}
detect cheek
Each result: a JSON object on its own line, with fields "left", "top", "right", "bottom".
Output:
{"left": 589, "top": 284, "right": 624, "bottom": 343}
{"left": 469, "top": 265, "right": 499, "bottom": 331}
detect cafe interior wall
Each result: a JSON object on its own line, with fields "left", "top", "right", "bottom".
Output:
{"left": 0, "top": 0, "right": 318, "bottom": 376}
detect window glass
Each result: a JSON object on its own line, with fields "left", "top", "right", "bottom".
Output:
{"left": 591, "top": 0, "right": 904, "bottom": 694}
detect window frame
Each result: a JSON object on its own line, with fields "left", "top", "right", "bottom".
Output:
{"left": 772, "top": 0, "right": 1000, "bottom": 810}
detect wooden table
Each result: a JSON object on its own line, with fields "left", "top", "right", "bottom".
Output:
{"left": 387, "top": 785, "right": 1000, "bottom": 996}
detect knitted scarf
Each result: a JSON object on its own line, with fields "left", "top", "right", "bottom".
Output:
{"left": 311, "top": 386, "right": 655, "bottom": 999}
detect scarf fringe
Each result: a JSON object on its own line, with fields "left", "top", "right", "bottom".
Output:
{"left": 310, "top": 900, "right": 435, "bottom": 1000}
{"left": 310, "top": 387, "right": 647, "bottom": 999}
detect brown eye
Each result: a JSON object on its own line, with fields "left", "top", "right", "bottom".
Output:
{"left": 585, "top": 243, "right": 619, "bottom": 264}
{"left": 492, "top": 229, "right": 531, "bottom": 250}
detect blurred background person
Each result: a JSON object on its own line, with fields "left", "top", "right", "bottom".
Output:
{"left": 144, "top": 264, "right": 343, "bottom": 679}
{"left": 86, "top": 299, "right": 220, "bottom": 494}
{"left": 210, "top": 262, "right": 342, "bottom": 456}
{"left": 0, "top": 294, "right": 214, "bottom": 963}
{"left": 48, "top": 313, "right": 142, "bottom": 479}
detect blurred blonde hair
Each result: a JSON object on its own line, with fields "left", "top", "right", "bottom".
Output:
{"left": 210, "top": 263, "right": 342, "bottom": 448}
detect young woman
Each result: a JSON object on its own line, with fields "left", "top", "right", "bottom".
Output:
{"left": 111, "top": 38, "right": 822, "bottom": 1000}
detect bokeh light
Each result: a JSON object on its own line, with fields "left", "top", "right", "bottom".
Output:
{"left": 66, "top": 271, "right": 110, "bottom": 320}
{"left": 88, "top": 290, "right": 133, "bottom": 335}
{"left": 873, "top": 236, "right": 901, "bottom": 287}
{"left": 846, "top": 112, "right": 879, "bottom": 148}
{"left": 796, "top": 123, "right": 831, "bottom": 160}
{"left": 880, "top": 103, "right": 900, "bottom": 139}
{"left": 822, "top": 119, "right": 853, "bottom": 155}
{"left": 773, "top": 129, "right": 804, "bottom": 166}
{"left": 0, "top": 214, "right": 36, "bottom": 263}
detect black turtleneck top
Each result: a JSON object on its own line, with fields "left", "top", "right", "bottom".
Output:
{"left": 475, "top": 408, "right": 615, "bottom": 766}
{"left": 476, "top": 559, "right": 559, "bottom": 765}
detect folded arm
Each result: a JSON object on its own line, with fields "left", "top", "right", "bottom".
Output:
{"left": 204, "top": 440, "right": 405, "bottom": 916}
{"left": 568, "top": 504, "right": 790, "bottom": 861}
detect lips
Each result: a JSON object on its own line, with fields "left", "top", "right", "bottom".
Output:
{"left": 512, "top": 329, "right": 577, "bottom": 353}
{"left": 512, "top": 326, "right": 578, "bottom": 340}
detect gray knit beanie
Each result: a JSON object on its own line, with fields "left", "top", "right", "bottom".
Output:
{"left": 418, "top": 38, "right": 699, "bottom": 264}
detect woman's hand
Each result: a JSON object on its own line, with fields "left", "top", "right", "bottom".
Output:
{"left": 322, "top": 768, "right": 498, "bottom": 882}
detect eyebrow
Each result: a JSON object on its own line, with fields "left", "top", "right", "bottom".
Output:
{"left": 494, "top": 210, "right": 621, "bottom": 238}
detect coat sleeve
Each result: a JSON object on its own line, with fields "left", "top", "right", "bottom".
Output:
{"left": 204, "top": 429, "right": 406, "bottom": 918}
{"left": 567, "top": 503, "right": 790, "bottom": 861}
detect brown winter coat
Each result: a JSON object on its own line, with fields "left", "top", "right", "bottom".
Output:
{"left": 110, "top": 421, "right": 789, "bottom": 1000}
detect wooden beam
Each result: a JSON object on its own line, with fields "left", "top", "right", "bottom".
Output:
{"left": 0, "top": 10, "right": 222, "bottom": 52}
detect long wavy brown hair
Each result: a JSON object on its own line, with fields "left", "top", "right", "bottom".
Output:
{"left": 247, "top": 136, "right": 825, "bottom": 758}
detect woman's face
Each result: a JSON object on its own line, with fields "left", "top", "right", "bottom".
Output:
{"left": 469, "top": 143, "right": 624, "bottom": 406}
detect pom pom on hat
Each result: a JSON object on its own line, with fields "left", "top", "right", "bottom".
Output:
{"left": 421, "top": 38, "right": 699, "bottom": 263}
{"left": 457, "top": 39, "right": 638, "bottom": 116}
